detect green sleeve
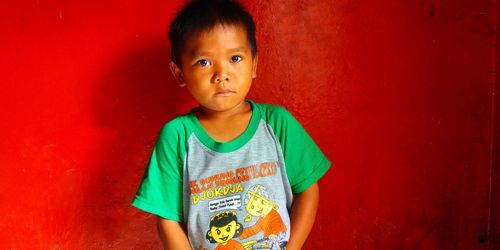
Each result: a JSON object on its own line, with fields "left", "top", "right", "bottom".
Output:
{"left": 262, "top": 105, "right": 331, "bottom": 194}
{"left": 131, "top": 118, "right": 187, "bottom": 222}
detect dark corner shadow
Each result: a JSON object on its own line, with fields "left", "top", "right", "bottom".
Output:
{"left": 82, "top": 41, "right": 195, "bottom": 246}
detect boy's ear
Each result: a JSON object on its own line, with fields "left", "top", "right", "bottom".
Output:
{"left": 169, "top": 61, "right": 186, "bottom": 87}
{"left": 252, "top": 54, "right": 258, "bottom": 79}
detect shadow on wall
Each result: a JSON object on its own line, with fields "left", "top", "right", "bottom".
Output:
{"left": 82, "top": 41, "right": 195, "bottom": 247}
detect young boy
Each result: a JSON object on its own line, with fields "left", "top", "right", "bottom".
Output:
{"left": 132, "top": 0, "right": 331, "bottom": 249}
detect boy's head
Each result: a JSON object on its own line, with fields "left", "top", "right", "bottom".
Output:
{"left": 168, "top": 0, "right": 259, "bottom": 113}
{"left": 169, "top": 0, "right": 257, "bottom": 65}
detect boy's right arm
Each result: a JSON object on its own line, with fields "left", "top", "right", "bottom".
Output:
{"left": 157, "top": 217, "right": 192, "bottom": 250}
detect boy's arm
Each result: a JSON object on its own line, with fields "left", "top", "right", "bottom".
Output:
{"left": 157, "top": 217, "right": 192, "bottom": 250}
{"left": 286, "top": 182, "right": 320, "bottom": 250}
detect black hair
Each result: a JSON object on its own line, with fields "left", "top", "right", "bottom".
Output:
{"left": 169, "top": 0, "right": 257, "bottom": 65}
{"left": 205, "top": 211, "right": 243, "bottom": 243}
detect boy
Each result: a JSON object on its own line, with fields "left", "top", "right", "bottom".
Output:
{"left": 132, "top": 0, "right": 331, "bottom": 249}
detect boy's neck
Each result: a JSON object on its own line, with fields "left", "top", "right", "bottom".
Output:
{"left": 195, "top": 101, "right": 253, "bottom": 143}
{"left": 195, "top": 100, "right": 251, "bottom": 121}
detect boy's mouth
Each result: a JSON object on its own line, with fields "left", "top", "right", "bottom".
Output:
{"left": 214, "top": 90, "right": 235, "bottom": 97}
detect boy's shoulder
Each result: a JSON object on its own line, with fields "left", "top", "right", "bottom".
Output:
{"left": 253, "top": 101, "right": 310, "bottom": 141}
{"left": 252, "top": 101, "right": 295, "bottom": 123}
{"left": 157, "top": 112, "right": 193, "bottom": 139}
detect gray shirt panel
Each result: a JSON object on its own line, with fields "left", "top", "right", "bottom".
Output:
{"left": 183, "top": 120, "right": 293, "bottom": 250}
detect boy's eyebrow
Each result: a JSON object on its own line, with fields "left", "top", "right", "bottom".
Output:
{"left": 228, "top": 47, "right": 247, "bottom": 53}
{"left": 189, "top": 47, "right": 248, "bottom": 57}
{"left": 189, "top": 50, "right": 210, "bottom": 58}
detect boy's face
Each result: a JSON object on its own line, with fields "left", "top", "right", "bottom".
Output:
{"left": 170, "top": 24, "right": 258, "bottom": 114}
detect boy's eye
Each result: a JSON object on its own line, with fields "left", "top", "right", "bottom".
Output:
{"left": 196, "top": 59, "right": 211, "bottom": 67}
{"left": 226, "top": 225, "right": 231, "bottom": 232}
{"left": 231, "top": 55, "right": 242, "bottom": 63}
{"left": 216, "top": 229, "right": 221, "bottom": 235}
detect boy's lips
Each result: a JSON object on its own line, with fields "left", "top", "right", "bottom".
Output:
{"left": 214, "top": 90, "right": 236, "bottom": 97}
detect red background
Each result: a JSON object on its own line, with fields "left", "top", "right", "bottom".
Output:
{"left": 0, "top": 0, "right": 497, "bottom": 249}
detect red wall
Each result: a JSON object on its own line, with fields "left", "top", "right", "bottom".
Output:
{"left": 0, "top": 0, "right": 496, "bottom": 249}
{"left": 491, "top": 1, "right": 500, "bottom": 248}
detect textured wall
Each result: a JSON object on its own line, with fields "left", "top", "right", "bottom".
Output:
{"left": 0, "top": 0, "right": 496, "bottom": 249}
{"left": 491, "top": 1, "right": 500, "bottom": 246}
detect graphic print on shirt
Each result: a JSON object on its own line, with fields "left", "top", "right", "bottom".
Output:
{"left": 206, "top": 211, "right": 245, "bottom": 250}
{"left": 188, "top": 160, "right": 288, "bottom": 249}
{"left": 189, "top": 161, "right": 279, "bottom": 211}
{"left": 239, "top": 185, "right": 287, "bottom": 249}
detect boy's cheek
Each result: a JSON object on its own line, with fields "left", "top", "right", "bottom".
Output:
{"left": 183, "top": 72, "right": 208, "bottom": 84}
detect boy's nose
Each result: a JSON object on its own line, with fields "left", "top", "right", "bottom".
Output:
{"left": 213, "top": 73, "right": 229, "bottom": 84}
{"left": 212, "top": 63, "right": 230, "bottom": 84}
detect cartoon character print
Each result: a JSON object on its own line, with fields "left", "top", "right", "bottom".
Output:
{"left": 206, "top": 211, "right": 245, "bottom": 250}
{"left": 239, "top": 185, "right": 287, "bottom": 247}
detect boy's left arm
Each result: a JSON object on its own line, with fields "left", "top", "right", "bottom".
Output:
{"left": 286, "top": 182, "right": 320, "bottom": 250}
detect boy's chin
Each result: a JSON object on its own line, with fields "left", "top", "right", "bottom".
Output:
{"left": 198, "top": 100, "right": 249, "bottom": 113}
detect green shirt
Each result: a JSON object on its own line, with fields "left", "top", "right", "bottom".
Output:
{"left": 132, "top": 100, "right": 330, "bottom": 249}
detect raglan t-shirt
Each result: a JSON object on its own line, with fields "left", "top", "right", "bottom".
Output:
{"left": 132, "top": 100, "right": 330, "bottom": 250}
